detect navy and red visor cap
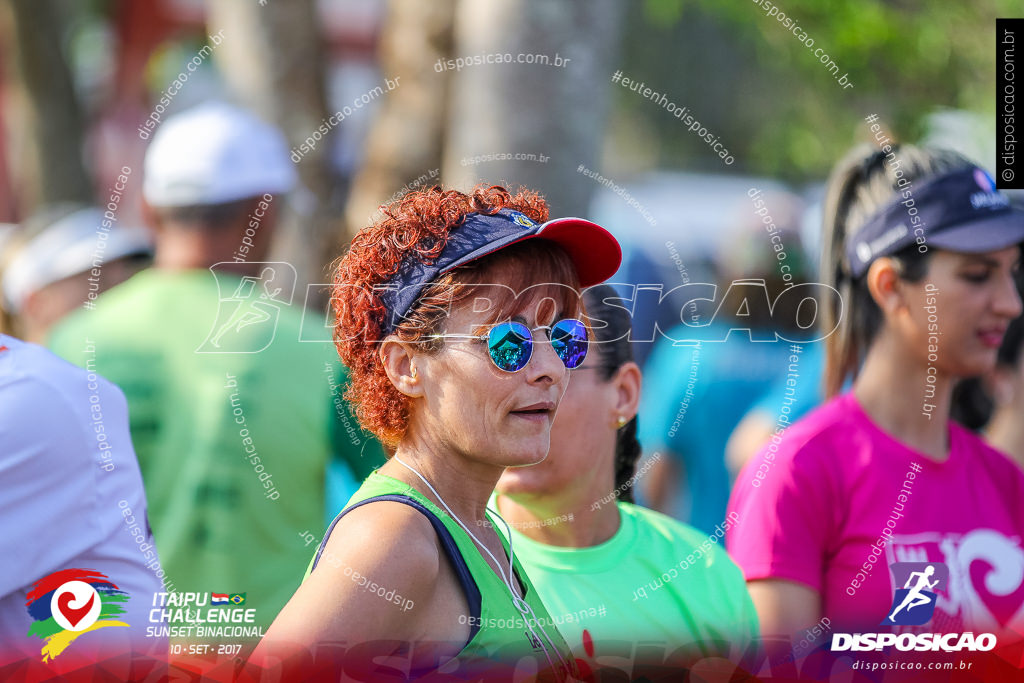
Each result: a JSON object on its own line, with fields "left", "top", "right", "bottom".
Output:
{"left": 376, "top": 208, "right": 622, "bottom": 335}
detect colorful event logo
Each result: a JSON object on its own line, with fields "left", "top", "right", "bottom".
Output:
{"left": 24, "top": 569, "right": 130, "bottom": 662}
{"left": 881, "top": 562, "right": 948, "bottom": 627}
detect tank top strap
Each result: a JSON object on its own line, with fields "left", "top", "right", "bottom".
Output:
{"left": 309, "top": 493, "right": 483, "bottom": 642}
{"left": 307, "top": 472, "right": 578, "bottom": 681}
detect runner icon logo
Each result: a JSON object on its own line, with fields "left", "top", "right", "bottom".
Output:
{"left": 881, "top": 562, "right": 948, "bottom": 626}
{"left": 197, "top": 262, "right": 297, "bottom": 353}
{"left": 831, "top": 560, "right": 996, "bottom": 653}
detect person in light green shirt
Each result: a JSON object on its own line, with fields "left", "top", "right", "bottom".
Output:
{"left": 47, "top": 103, "right": 384, "bottom": 638}
{"left": 494, "top": 284, "right": 760, "bottom": 678}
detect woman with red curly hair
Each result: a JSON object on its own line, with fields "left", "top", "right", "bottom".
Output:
{"left": 253, "top": 185, "right": 621, "bottom": 680}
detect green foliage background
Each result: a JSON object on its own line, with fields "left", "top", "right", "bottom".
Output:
{"left": 611, "top": 0, "right": 1013, "bottom": 179}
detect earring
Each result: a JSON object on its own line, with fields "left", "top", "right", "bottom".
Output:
{"left": 411, "top": 365, "right": 418, "bottom": 379}
{"left": 616, "top": 415, "right": 627, "bottom": 428}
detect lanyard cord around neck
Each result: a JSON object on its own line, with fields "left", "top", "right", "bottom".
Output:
{"left": 390, "top": 456, "right": 571, "bottom": 680}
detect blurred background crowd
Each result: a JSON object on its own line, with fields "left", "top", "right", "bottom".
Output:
{"left": 0, "top": 0, "right": 1021, "bottom": 639}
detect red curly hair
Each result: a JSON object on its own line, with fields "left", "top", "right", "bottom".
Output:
{"left": 332, "top": 184, "right": 583, "bottom": 448}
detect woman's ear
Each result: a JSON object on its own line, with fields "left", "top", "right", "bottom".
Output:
{"left": 379, "top": 336, "right": 423, "bottom": 398}
{"left": 612, "top": 361, "right": 643, "bottom": 422}
{"left": 865, "top": 257, "right": 906, "bottom": 314}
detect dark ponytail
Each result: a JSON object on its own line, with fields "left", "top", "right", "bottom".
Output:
{"left": 612, "top": 418, "right": 641, "bottom": 504}
{"left": 582, "top": 284, "right": 642, "bottom": 503}
{"left": 821, "top": 143, "right": 973, "bottom": 397}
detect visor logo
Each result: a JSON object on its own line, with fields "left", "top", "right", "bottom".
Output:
{"left": 856, "top": 242, "right": 872, "bottom": 265}
{"left": 970, "top": 168, "right": 1010, "bottom": 209}
{"left": 508, "top": 211, "right": 536, "bottom": 228}
{"left": 974, "top": 168, "right": 997, "bottom": 193}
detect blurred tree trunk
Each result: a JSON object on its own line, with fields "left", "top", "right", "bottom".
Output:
{"left": 206, "top": 0, "right": 340, "bottom": 294}
{"left": 343, "top": 0, "right": 455, "bottom": 235}
{"left": 444, "top": 0, "right": 626, "bottom": 216}
{"left": 1, "top": 0, "right": 93, "bottom": 215}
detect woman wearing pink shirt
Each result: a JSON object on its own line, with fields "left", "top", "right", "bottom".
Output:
{"left": 727, "top": 144, "right": 1024, "bottom": 653}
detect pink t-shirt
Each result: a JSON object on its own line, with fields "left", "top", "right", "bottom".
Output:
{"left": 727, "top": 392, "right": 1024, "bottom": 639}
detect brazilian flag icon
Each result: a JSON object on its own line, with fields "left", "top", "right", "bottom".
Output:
{"left": 229, "top": 593, "right": 246, "bottom": 605}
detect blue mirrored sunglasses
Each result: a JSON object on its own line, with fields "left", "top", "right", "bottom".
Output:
{"left": 430, "top": 318, "right": 589, "bottom": 373}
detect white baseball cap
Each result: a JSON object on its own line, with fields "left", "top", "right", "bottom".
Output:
{"left": 142, "top": 102, "right": 297, "bottom": 207}
{"left": 2, "top": 208, "right": 153, "bottom": 313}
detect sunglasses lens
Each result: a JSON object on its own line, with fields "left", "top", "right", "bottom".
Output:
{"left": 487, "top": 322, "right": 533, "bottom": 372}
{"left": 550, "top": 319, "right": 588, "bottom": 369}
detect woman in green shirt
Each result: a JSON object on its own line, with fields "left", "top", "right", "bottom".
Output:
{"left": 252, "top": 185, "right": 621, "bottom": 681}
{"left": 493, "top": 284, "right": 761, "bottom": 679}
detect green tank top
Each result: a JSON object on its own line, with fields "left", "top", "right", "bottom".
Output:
{"left": 305, "top": 471, "right": 579, "bottom": 681}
